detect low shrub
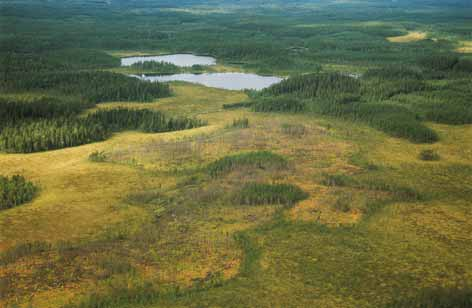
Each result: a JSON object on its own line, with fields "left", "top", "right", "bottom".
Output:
{"left": 208, "top": 151, "right": 288, "bottom": 177}
{"left": 98, "top": 255, "right": 135, "bottom": 278}
{"left": 280, "top": 123, "right": 306, "bottom": 137}
{"left": 88, "top": 151, "right": 108, "bottom": 162}
{"left": 228, "top": 118, "right": 249, "bottom": 129}
{"left": 332, "top": 192, "right": 352, "bottom": 212}
{"left": 321, "top": 173, "right": 355, "bottom": 187}
{"left": 419, "top": 149, "right": 440, "bottom": 161}
{"left": 235, "top": 183, "right": 308, "bottom": 206}
{"left": 126, "top": 190, "right": 164, "bottom": 205}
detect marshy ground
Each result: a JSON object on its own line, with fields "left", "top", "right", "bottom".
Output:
{"left": 1, "top": 83, "right": 471, "bottom": 308}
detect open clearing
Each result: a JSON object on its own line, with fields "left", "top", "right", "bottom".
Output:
{"left": 456, "top": 41, "right": 472, "bottom": 53}
{"left": 1, "top": 82, "right": 472, "bottom": 308}
{"left": 387, "top": 31, "right": 428, "bottom": 43}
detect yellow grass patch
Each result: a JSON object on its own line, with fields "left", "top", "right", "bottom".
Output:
{"left": 456, "top": 41, "right": 472, "bottom": 53}
{"left": 387, "top": 31, "right": 427, "bottom": 43}
{"left": 288, "top": 192, "right": 362, "bottom": 226}
{"left": 367, "top": 123, "right": 472, "bottom": 167}
{"left": 0, "top": 147, "right": 150, "bottom": 250}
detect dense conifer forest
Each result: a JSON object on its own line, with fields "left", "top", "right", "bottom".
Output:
{"left": 0, "top": 107, "right": 205, "bottom": 153}
{"left": 1, "top": 71, "right": 171, "bottom": 103}
{"left": 246, "top": 54, "right": 472, "bottom": 143}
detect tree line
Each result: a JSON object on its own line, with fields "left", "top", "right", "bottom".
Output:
{"left": 0, "top": 118, "right": 110, "bottom": 153}
{"left": 253, "top": 71, "right": 440, "bottom": 143}
{"left": 264, "top": 73, "right": 361, "bottom": 98}
{"left": 1, "top": 71, "right": 171, "bottom": 103}
{"left": 0, "top": 108, "right": 205, "bottom": 153}
{"left": 0, "top": 96, "right": 92, "bottom": 126}
{"left": 89, "top": 108, "right": 205, "bottom": 133}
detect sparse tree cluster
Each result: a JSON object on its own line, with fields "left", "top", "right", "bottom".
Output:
{"left": 0, "top": 175, "right": 37, "bottom": 210}
{"left": 129, "top": 61, "right": 180, "bottom": 74}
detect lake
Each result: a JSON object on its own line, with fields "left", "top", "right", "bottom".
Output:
{"left": 132, "top": 73, "right": 283, "bottom": 91}
{"left": 121, "top": 54, "right": 216, "bottom": 67}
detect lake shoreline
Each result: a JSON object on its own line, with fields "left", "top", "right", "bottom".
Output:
{"left": 122, "top": 53, "right": 283, "bottom": 90}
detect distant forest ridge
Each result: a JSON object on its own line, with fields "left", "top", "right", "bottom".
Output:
{"left": 1, "top": 0, "right": 471, "bottom": 9}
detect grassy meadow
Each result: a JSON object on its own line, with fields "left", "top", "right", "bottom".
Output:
{"left": 1, "top": 0, "right": 472, "bottom": 307}
{"left": 1, "top": 82, "right": 471, "bottom": 307}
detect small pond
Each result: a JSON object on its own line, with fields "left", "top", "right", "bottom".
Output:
{"left": 132, "top": 72, "right": 283, "bottom": 91}
{"left": 121, "top": 54, "right": 216, "bottom": 67}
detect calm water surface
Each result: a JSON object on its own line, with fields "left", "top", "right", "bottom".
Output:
{"left": 121, "top": 54, "right": 216, "bottom": 67}
{"left": 132, "top": 73, "right": 283, "bottom": 91}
